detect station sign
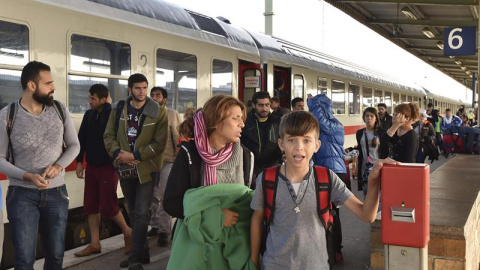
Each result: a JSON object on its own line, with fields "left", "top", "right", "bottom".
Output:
{"left": 444, "top": 26, "right": 476, "bottom": 56}
{"left": 244, "top": 76, "right": 260, "bottom": 88}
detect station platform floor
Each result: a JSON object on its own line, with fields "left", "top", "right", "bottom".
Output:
{"left": 26, "top": 154, "right": 453, "bottom": 270}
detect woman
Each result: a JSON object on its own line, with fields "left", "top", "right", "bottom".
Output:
{"left": 356, "top": 107, "right": 382, "bottom": 198}
{"left": 163, "top": 95, "right": 255, "bottom": 269}
{"left": 380, "top": 103, "right": 420, "bottom": 163}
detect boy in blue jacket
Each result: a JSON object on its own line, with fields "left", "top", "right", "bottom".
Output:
{"left": 250, "top": 111, "right": 397, "bottom": 270}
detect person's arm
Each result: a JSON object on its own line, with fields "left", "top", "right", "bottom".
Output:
{"left": 52, "top": 105, "right": 80, "bottom": 176}
{"left": 163, "top": 146, "right": 191, "bottom": 218}
{"left": 104, "top": 108, "right": 122, "bottom": 159}
{"left": 76, "top": 112, "right": 89, "bottom": 179}
{"left": 344, "top": 158, "right": 399, "bottom": 222}
{"left": 250, "top": 209, "right": 263, "bottom": 268}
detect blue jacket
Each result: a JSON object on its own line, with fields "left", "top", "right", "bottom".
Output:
{"left": 440, "top": 115, "right": 462, "bottom": 132}
{"left": 308, "top": 94, "right": 346, "bottom": 174}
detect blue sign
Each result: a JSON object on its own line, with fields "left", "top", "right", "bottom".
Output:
{"left": 444, "top": 26, "right": 476, "bottom": 56}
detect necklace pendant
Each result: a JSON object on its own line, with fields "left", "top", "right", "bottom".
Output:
{"left": 294, "top": 206, "right": 301, "bottom": 213}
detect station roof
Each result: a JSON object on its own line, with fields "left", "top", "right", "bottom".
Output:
{"left": 324, "top": 0, "right": 477, "bottom": 88}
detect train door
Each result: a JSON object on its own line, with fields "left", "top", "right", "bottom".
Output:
{"left": 239, "top": 60, "right": 263, "bottom": 111}
{"left": 274, "top": 66, "right": 291, "bottom": 110}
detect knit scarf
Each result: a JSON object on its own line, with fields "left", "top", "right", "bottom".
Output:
{"left": 444, "top": 115, "right": 452, "bottom": 125}
{"left": 194, "top": 111, "right": 233, "bottom": 186}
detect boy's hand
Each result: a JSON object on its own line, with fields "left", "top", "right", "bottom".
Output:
{"left": 368, "top": 158, "right": 399, "bottom": 183}
{"left": 222, "top": 208, "right": 239, "bottom": 227}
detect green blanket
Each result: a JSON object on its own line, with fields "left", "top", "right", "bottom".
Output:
{"left": 167, "top": 183, "right": 256, "bottom": 270}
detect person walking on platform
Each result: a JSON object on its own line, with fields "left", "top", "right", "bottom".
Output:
{"left": 271, "top": 97, "right": 287, "bottom": 118}
{"left": 241, "top": 91, "right": 282, "bottom": 182}
{"left": 74, "top": 84, "right": 132, "bottom": 257}
{"left": 308, "top": 93, "right": 347, "bottom": 263}
{"left": 380, "top": 103, "right": 419, "bottom": 163}
{"left": 147, "top": 87, "right": 181, "bottom": 247}
{"left": 377, "top": 103, "right": 392, "bottom": 131}
{"left": 104, "top": 74, "right": 168, "bottom": 270}
{"left": 413, "top": 110, "right": 436, "bottom": 163}
{"left": 163, "top": 95, "right": 254, "bottom": 269}
{"left": 291, "top": 97, "right": 305, "bottom": 111}
{"left": 0, "top": 61, "right": 80, "bottom": 270}
{"left": 440, "top": 108, "right": 462, "bottom": 133}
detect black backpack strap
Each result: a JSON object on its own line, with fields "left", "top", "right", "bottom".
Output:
{"left": 6, "top": 102, "right": 18, "bottom": 164}
{"left": 52, "top": 100, "right": 66, "bottom": 124}
{"left": 115, "top": 100, "right": 126, "bottom": 132}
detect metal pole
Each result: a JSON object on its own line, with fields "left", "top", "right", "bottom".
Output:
{"left": 477, "top": 1, "right": 480, "bottom": 126}
{"left": 264, "top": 0, "right": 274, "bottom": 36}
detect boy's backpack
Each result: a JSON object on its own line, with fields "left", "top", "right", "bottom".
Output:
{"left": 262, "top": 165, "right": 335, "bottom": 269}
{"left": 6, "top": 100, "right": 66, "bottom": 165}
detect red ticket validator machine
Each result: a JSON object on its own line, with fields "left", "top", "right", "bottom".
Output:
{"left": 381, "top": 163, "right": 429, "bottom": 270}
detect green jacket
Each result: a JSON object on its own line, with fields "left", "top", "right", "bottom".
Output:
{"left": 104, "top": 96, "right": 167, "bottom": 184}
{"left": 167, "top": 183, "right": 256, "bottom": 270}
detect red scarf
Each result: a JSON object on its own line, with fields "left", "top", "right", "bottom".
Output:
{"left": 193, "top": 111, "right": 233, "bottom": 186}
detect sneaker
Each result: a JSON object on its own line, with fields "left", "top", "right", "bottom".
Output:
{"left": 147, "top": 228, "right": 158, "bottom": 237}
{"left": 157, "top": 232, "right": 169, "bottom": 247}
{"left": 120, "top": 257, "right": 150, "bottom": 269}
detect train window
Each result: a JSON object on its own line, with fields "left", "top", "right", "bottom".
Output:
{"left": 374, "top": 89, "right": 383, "bottom": 105}
{"left": 293, "top": 75, "right": 304, "bottom": 99}
{"left": 212, "top": 60, "right": 232, "bottom": 96}
{"left": 331, "top": 80, "right": 345, "bottom": 115}
{"left": 0, "top": 21, "right": 29, "bottom": 67}
{"left": 393, "top": 92, "right": 400, "bottom": 109}
{"left": 0, "top": 21, "right": 29, "bottom": 109}
{"left": 69, "top": 34, "right": 131, "bottom": 113}
{"left": 408, "top": 96, "right": 413, "bottom": 103}
{"left": 401, "top": 94, "right": 406, "bottom": 103}
{"left": 317, "top": 77, "right": 328, "bottom": 95}
{"left": 385, "top": 91, "right": 392, "bottom": 113}
{"left": 348, "top": 84, "right": 360, "bottom": 115}
{"left": 156, "top": 49, "right": 197, "bottom": 113}
{"left": 362, "top": 86, "right": 373, "bottom": 108}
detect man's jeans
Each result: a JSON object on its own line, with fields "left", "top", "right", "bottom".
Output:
{"left": 150, "top": 162, "right": 173, "bottom": 234}
{"left": 6, "top": 185, "right": 69, "bottom": 270}
{"left": 120, "top": 178, "right": 155, "bottom": 265}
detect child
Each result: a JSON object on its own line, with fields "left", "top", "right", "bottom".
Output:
{"left": 250, "top": 111, "right": 397, "bottom": 269}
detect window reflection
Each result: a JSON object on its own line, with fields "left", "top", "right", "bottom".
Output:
{"left": 0, "top": 21, "right": 29, "bottom": 67}
{"left": 331, "top": 80, "right": 345, "bottom": 115}
{"left": 293, "top": 75, "right": 304, "bottom": 99}
{"left": 212, "top": 60, "right": 232, "bottom": 96}
{"left": 374, "top": 89, "right": 383, "bottom": 105}
{"left": 362, "top": 87, "right": 372, "bottom": 108}
{"left": 156, "top": 49, "right": 197, "bottom": 113}
{"left": 348, "top": 84, "right": 360, "bottom": 115}
{"left": 0, "top": 69, "right": 22, "bottom": 109}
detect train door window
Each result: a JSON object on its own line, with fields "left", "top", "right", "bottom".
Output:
{"left": 374, "top": 89, "right": 383, "bottom": 105}
{"left": 362, "top": 86, "right": 373, "bottom": 108}
{"left": 156, "top": 49, "right": 197, "bottom": 113}
{"left": 408, "top": 96, "right": 413, "bottom": 103}
{"left": 393, "top": 92, "right": 400, "bottom": 109}
{"left": 314, "top": 77, "right": 328, "bottom": 96}
{"left": 417, "top": 97, "right": 422, "bottom": 106}
{"left": 293, "top": 75, "right": 304, "bottom": 99}
{"left": 385, "top": 91, "right": 392, "bottom": 113}
{"left": 69, "top": 34, "right": 131, "bottom": 114}
{"left": 401, "top": 94, "right": 406, "bottom": 103}
{"left": 212, "top": 59, "right": 232, "bottom": 96}
{"left": 348, "top": 83, "right": 360, "bottom": 115}
{"left": 0, "top": 20, "right": 29, "bottom": 109}
{"left": 331, "top": 80, "right": 345, "bottom": 115}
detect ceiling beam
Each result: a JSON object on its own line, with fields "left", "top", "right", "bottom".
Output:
{"left": 370, "top": 19, "right": 477, "bottom": 27}
{"left": 331, "top": 0, "right": 477, "bottom": 6}
{"left": 390, "top": 35, "right": 443, "bottom": 40}
{"left": 407, "top": 45, "right": 442, "bottom": 51}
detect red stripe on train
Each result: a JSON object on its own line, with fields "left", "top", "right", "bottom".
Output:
{"left": 0, "top": 125, "right": 366, "bottom": 181}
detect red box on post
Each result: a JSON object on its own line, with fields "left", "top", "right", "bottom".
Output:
{"left": 381, "top": 163, "right": 430, "bottom": 248}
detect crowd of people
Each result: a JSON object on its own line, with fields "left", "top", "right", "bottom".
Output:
{"left": 0, "top": 60, "right": 474, "bottom": 270}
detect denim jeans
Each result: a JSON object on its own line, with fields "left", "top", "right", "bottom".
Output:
{"left": 6, "top": 185, "right": 69, "bottom": 270}
{"left": 120, "top": 178, "right": 155, "bottom": 265}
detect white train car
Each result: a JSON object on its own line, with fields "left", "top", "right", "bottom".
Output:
{"left": 0, "top": 0, "right": 465, "bottom": 267}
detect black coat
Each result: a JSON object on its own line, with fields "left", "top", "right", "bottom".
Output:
{"left": 163, "top": 140, "right": 254, "bottom": 219}
{"left": 379, "top": 113, "right": 393, "bottom": 131}
{"left": 355, "top": 128, "right": 384, "bottom": 191}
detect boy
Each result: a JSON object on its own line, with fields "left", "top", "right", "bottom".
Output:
{"left": 250, "top": 111, "right": 397, "bottom": 269}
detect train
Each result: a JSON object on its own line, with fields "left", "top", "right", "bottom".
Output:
{"left": 0, "top": 0, "right": 467, "bottom": 268}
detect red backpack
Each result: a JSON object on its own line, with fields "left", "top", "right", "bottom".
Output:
{"left": 262, "top": 165, "right": 335, "bottom": 268}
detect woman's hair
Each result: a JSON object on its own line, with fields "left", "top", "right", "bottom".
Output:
{"left": 178, "top": 95, "right": 246, "bottom": 138}
{"left": 362, "top": 107, "right": 380, "bottom": 147}
{"left": 177, "top": 107, "right": 197, "bottom": 138}
{"left": 394, "top": 103, "right": 420, "bottom": 121}
{"left": 279, "top": 111, "right": 319, "bottom": 138}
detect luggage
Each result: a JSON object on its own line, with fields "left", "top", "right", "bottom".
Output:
{"left": 443, "top": 126, "right": 480, "bottom": 154}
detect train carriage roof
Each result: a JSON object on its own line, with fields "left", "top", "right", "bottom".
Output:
{"left": 34, "top": 0, "right": 259, "bottom": 55}
{"left": 247, "top": 30, "right": 426, "bottom": 95}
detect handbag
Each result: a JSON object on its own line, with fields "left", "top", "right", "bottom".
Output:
{"left": 118, "top": 163, "right": 138, "bottom": 180}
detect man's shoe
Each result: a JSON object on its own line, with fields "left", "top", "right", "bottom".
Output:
{"left": 157, "top": 232, "right": 169, "bottom": 247}
{"left": 128, "top": 263, "right": 144, "bottom": 270}
{"left": 74, "top": 244, "right": 101, "bottom": 257}
{"left": 147, "top": 228, "right": 158, "bottom": 237}
{"left": 120, "top": 257, "right": 150, "bottom": 268}
{"left": 120, "top": 259, "right": 129, "bottom": 269}
{"left": 335, "top": 252, "right": 344, "bottom": 264}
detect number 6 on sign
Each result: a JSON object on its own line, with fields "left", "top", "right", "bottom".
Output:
{"left": 444, "top": 26, "right": 476, "bottom": 56}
